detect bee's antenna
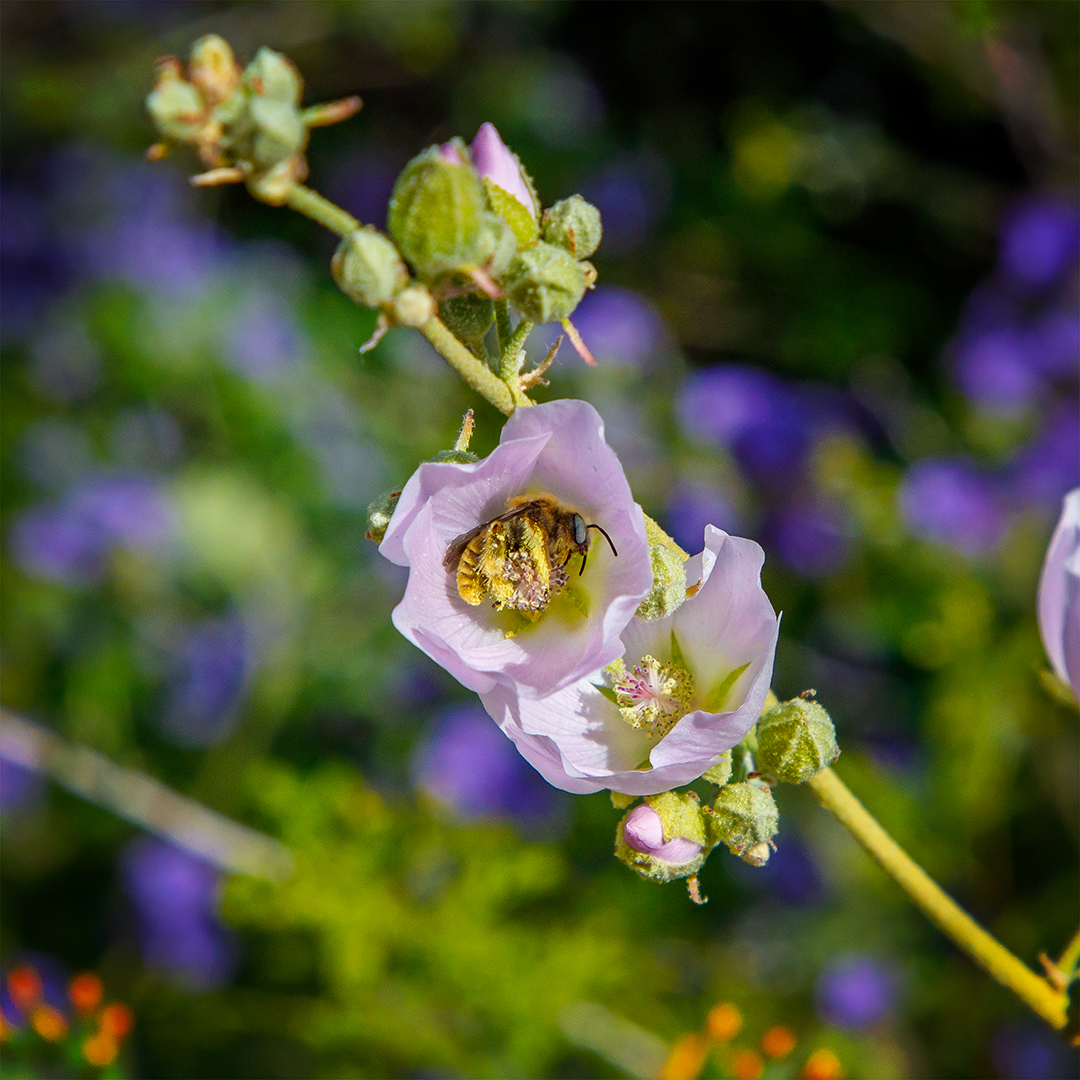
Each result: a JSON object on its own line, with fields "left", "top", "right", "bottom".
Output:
{"left": 587, "top": 524, "right": 618, "bottom": 558}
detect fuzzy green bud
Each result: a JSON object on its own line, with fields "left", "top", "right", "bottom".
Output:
{"left": 615, "top": 790, "right": 710, "bottom": 884}
{"left": 438, "top": 293, "right": 495, "bottom": 354}
{"left": 542, "top": 195, "right": 602, "bottom": 260}
{"left": 147, "top": 59, "right": 205, "bottom": 142}
{"left": 249, "top": 96, "right": 306, "bottom": 166}
{"left": 388, "top": 143, "right": 498, "bottom": 280}
{"left": 700, "top": 750, "right": 733, "bottom": 787}
{"left": 391, "top": 284, "right": 436, "bottom": 328}
{"left": 708, "top": 782, "right": 778, "bottom": 866}
{"left": 243, "top": 47, "right": 302, "bottom": 105}
{"left": 188, "top": 35, "right": 241, "bottom": 105}
{"left": 636, "top": 543, "right": 689, "bottom": 620}
{"left": 332, "top": 228, "right": 409, "bottom": 308}
{"left": 503, "top": 241, "right": 587, "bottom": 323}
{"left": 365, "top": 489, "right": 401, "bottom": 543}
{"left": 756, "top": 698, "right": 839, "bottom": 784}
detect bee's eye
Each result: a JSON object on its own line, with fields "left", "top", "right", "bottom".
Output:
{"left": 572, "top": 514, "right": 588, "bottom": 546}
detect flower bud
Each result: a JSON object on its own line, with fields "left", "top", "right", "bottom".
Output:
{"left": 388, "top": 143, "right": 496, "bottom": 280}
{"left": 756, "top": 698, "right": 839, "bottom": 784}
{"left": 616, "top": 791, "right": 710, "bottom": 883}
{"left": 249, "top": 98, "right": 306, "bottom": 166}
{"left": 635, "top": 543, "right": 688, "bottom": 620}
{"left": 365, "top": 489, "right": 402, "bottom": 543}
{"left": 708, "top": 782, "right": 778, "bottom": 865}
{"left": 542, "top": 195, "right": 603, "bottom": 260}
{"left": 470, "top": 123, "right": 538, "bottom": 220}
{"left": 242, "top": 47, "right": 302, "bottom": 106}
{"left": 332, "top": 228, "right": 409, "bottom": 308}
{"left": 503, "top": 241, "right": 588, "bottom": 324}
{"left": 701, "top": 750, "right": 733, "bottom": 787}
{"left": 188, "top": 35, "right": 241, "bottom": 106}
{"left": 438, "top": 293, "right": 495, "bottom": 354}
{"left": 147, "top": 59, "right": 205, "bottom": 142}
{"left": 391, "top": 284, "right": 436, "bottom": 328}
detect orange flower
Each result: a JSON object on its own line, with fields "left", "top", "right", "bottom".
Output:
{"left": 761, "top": 1025, "right": 797, "bottom": 1059}
{"left": 30, "top": 1004, "right": 68, "bottom": 1041}
{"left": 68, "top": 972, "right": 104, "bottom": 1015}
{"left": 83, "top": 1031, "right": 119, "bottom": 1067}
{"left": 7, "top": 966, "right": 43, "bottom": 1011}
{"left": 732, "top": 1047, "right": 765, "bottom": 1080}
{"left": 706, "top": 1001, "right": 742, "bottom": 1042}
{"left": 99, "top": 1002, "right": 135, "bottom": 1040}
{"left": 657, "top": 1032, "right": 710, "bottom": 1080}
{"left": 799, "top": 1047, "right": 845, "bottom": 1080}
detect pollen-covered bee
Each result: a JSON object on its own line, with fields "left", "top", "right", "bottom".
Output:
{"left": 443, "top": 493, "right": 618, "bottom": 618}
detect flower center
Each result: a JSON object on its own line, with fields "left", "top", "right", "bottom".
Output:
{"left": 609, "top": 655, "right": 695, "bottom": 738}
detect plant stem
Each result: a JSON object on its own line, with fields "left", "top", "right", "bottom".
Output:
{"left": 808, "top": 766, "right": 1069, "bottom": 1030}
{"left": 494, "top": 299, "right": 514, "bottom": 356}
{"left": 1057, "top": 926, "right": 1080, "bottom": 983}
{"left": 285, "top": 184, "right": 360, "bottom": 238}
{"left": 420, "top": 317, "right": 517, "bottom": 415}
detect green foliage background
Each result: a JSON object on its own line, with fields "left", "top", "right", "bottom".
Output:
{"left": 1, "top": 2, "right": 1077, "bottom": 1078}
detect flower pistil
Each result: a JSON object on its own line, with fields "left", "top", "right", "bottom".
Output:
{"left": 610, "top": 655, "right": 695, "bottom": 737}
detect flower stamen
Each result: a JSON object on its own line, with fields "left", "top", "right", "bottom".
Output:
{"left": 610, "top": 655, "right": 695, "bottom": 737}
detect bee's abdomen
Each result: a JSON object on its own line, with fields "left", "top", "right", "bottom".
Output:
{"left": 456, "top": 536, "right": 487, "bottom": 606}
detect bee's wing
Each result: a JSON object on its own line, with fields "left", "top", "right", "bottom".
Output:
{"left": 441, "top": 501, "right": 543, "bottom": 571}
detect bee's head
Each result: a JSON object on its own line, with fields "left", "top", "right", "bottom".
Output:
{"left": 575, "top": 518, "right": 618, "bottom": 575}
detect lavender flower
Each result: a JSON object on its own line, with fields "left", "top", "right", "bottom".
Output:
{"left": 816, "top": 955, "right": 897, "bottom": 1029}
{"left": 1009, "top": 405, "right": 1080, "bottom": 511}
{"left": 1037, "top": 488, "right": 1080, "bottom": 697}
{"left": 570, "top": 286, "right": 669, "bottom": 368}
{"left": 898, "top": 458, "right": 1007, "bottom": 555}
{"left": 998, "top": 195, "right": 1080, "bottom": 294}
{"left": 992, "top": 1021, "right": 1077, "bottom": 1080}
{"left": 120, "top": 836, "right": 237, "bottom": 990}
{"left": 380, "top": 400, "right": 652, "bottom": 697}
{"left": 470, "top": 123, "right": 536, "bottom": 218}
{"left": 621, "top": 803, "right": 703, "bottom": 865}
{"left": 481, "top": 525, "right": 779, "bottom": 795}
{"left": 413, "top": 704, "right": 559, "bottom": 825}
{"left": 767, "top": 500, "right": 848, "bottom": 578}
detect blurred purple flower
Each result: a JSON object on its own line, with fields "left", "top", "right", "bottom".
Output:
{"left": 583, "top": 155, "right": 669, "bottom": 253}
{"left": 622, "top": 803, "right": 703, "bottom": 865}
{"left": 992, "top": 1021, "right": 1077, "bottom": 1080}
{"left": 732, "top": 831, "right": 823, "bottom": 905}
{"left": 899, "top": 459, "right": 1008, "bottom": 555}
{"left": 665, "top": 484, "right": 743, "bottom": 554}
{"left": 953, "top": 327, "right": 1044, "bottom": 410}
{"left": 470, "top": 123, "right": 536, "bottom": 218}
{"left": 160, "top": 615, "right": 250, "bottom": 747}
{"left": 0, "top": 758, "right": 44, "bottom": 815}
{"left": 678, "top": 366, "right": 813, "bottom": 483}
{"left": 226, "top": 290, "right": 304, "bottom": 381}
{"left": 1037, "top": 488, "right": 1079, "bottom": 696}
{"left": 328, "top": 146, "right": 403, "bottom": 227}
{"left": 413, "top": 705, "right": 559, "bottom": 825}
{"left": 816, "top": 955, "right": 897, "bottom": 1029}
{"left": 1031, "top": 308, "right": 1080, "bottom": 379}
{"left": 999, "top": 195, "right": 1080, "bottom": 293}
{"left": 10, "top": 475, "right": 174, "bottom": 584}
{"left": 1009, "top": 405, "right": 1080, "bottom": 510}
{"left": 121, "top": 836, "right": 237, "bottom": 990}
{"left": 768, "top": 500, "right": 848, "bottom": 577}
{"left": 572, "top": 286, "right": 668, "bottom": 368}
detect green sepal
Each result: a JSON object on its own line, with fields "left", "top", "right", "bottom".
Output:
{"left": 542, "top": 194, "right": 602, "bottom": 259}
{"left": 332, "top": 228, "right": 409, "bottom": 309}
{"left": 707, "top": 781, "right": 778, "bottom": 866}
{"left": 483, "top": 178, "right": 539, "bottom": 246}
{"left": 700, "top": 751, "right": 733, "bottom": 787}
{"left": 365, "top": 488, "right": 402, "bottom": 543}
{"left": 635, "top": 545, "right": 689, "bottom": 620}
{"left": 242, "top": 46, "right": 302, "bottom": 105}
{"left": 502, "top": 241, "right": 587, "bottom": 323}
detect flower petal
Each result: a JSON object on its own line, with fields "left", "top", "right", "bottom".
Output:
{"left": 1038, "top": 487, "right": 1080, "bottom": 694}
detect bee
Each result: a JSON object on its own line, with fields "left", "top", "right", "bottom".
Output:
{"left": 443, "top": 493, "right": 618, "bottom": 618}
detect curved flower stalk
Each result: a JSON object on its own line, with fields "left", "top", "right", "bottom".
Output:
{"left": 1037, "top": 487, "right": 1080, "bottom": 698}
{"left": 380, "top": 400, "right": 651, "bottom": 696}
{"left": 482, "top": 526, "right": 780, "bottom": 794}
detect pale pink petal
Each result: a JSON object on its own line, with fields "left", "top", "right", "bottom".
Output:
{"left": 623, "top": 803, "right": 703, "bottom": 864}
{"left": 1038, "top": 488, "right": 1080, "bottom": 694}
{"left": 470, "top": 122, "right": 536, "bottom": 219}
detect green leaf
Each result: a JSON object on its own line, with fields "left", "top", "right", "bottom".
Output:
{"left": 702, "top": 662, "right": 752, "bottom": 712}
{"left": 484, "top": 178, "right": 539, "bottom": 245}
{"left": 595, "top": 684, "right": 619, "bottom": 706}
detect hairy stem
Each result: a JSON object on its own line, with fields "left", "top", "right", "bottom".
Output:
{"left": 420, "top": 317, "right": 518, "bottom": 415}
{"left": 285, "top": 184, "right": 360, "bottom": 238}
{"left": 1057, "top": 927, "right": 1080, "bottom": 983}
{"left": 808, "top": 767, "right": 1068, "bottom": 1029}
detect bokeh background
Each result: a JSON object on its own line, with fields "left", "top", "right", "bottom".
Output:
{"left": 1, "top": 2, "right": 1078, "bottom": 1077}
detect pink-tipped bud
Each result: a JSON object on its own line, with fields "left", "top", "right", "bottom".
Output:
{"left": 470, "top": 122, "right": 536, "bottom": 219}
{"left": 623, "top": 803, "right": 704, "bottom": 865}
{"left": 437, "top": 142, "right": 463, "bottom": 165}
